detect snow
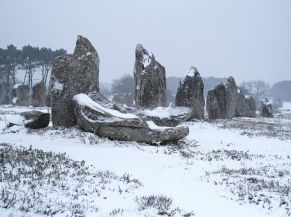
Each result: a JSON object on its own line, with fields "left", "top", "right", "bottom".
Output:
{"left": 186, "top": 66, "right": 198, "bottom": 77}
{"left": 13, "top": 83, "right": 24, "bottom": 89}
{"left": 0, "top": 105, "right": 291, "bottom": 217}
{"left": 282, "top": 101, "right": 291, "bottom": 110}
{"left": 53, "top": 81, "right": 63, "bottom": 91}
{"left": 73, "top": 93, "right": 138, "bottom": 119}
{"left": 142, "top": 52, "right": 152, "bottom": 68}
{"left": 141, "top": 106, "right": 191, "bottom": 119}
{"left": 146, "top": 121, "right": 170, "bottom": 130}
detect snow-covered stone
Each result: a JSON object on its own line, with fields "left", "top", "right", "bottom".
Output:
{"left": 134, "top": 44, "right": 166, "bottom": 107}
{"left": 137, "top": 106, "right": 192, "bottom": 127}
{"left": 73, "top": 93, "right": 189, "bottom": 144}
{"left": 50, "top": 35, "right": 100, "bottom": 127}
{"left": 260, "top": 98, "right": 273, "bottom": 118}
{"left": 175, "top": 67, "right": 204, "bottom": 120}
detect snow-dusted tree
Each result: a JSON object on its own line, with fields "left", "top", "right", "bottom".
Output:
{"left": 0, "top": 45, "right": 21, "bottom": 84}
{"left": 39, "top": 48, "right": 66, "bottom": 84}
{"left": 240, "top": 80, "right": 271, "bottom": 105}
{"left": 21, "top": 45, "right": 40, "bottom": 89}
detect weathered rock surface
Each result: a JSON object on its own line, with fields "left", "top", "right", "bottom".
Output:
{"left": 32, "top": 82, "right": 46, "bottom": 107}
{"left": 0, "top": 82, "right": 12, "bottom": 105}
{"left": 260, "top": 98, "right": 273, "bottom": 118}
{"left": 14, "top": 84, "right": 30, "bottom": 106}
{"left": 207, "top": 77, "right": 256, "bottom": 120}
{"left": 137, "top": 106, "right": 192, "bottom": 127}
{"left": 235, "top": 93, "right": 256, "bottom": 117}
{"left": 234, "top": 92, "right": 245, "bottom": 117}
{"left": 175, "top": 67, "right": 204, "bottom": 119}
{"left": 134, "top": 44, "right": 166, "bottom": 107}
{"left": 50, "top": 35, "right": 100, "bottom": 127}
{"left": 73, "top": 93, "right": 189, "bottom": 144}
{"left": 206, "top": 83, "right": 227, "bottom": 119}
{"left": 245, "top": 96, "right": 256, "bottom": 117}
{"left": 225, "top": 76, "right": 238, "bottom": 119}
{"left": 25, "top": 113, "right": 50, "bottom": 129}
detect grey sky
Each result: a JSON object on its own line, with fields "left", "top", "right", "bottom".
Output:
{"left": 1, "top": 0, "right": 291, "bottom": 84}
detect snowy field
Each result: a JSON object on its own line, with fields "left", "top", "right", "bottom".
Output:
{"left": 0, "top": 104, "right": 291, "bottom": 217}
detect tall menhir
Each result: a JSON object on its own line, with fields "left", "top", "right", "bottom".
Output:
{"left": 50, "top": 35, "right": 100, "bottom": 127}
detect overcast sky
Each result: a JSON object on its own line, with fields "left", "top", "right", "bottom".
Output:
{"left": 1, "top": 0, "right": 291, "bottom": 84}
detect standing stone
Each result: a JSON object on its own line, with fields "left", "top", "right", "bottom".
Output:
{"left": 235, "top": 92, "right": 256, "bottom": 117}
{"left": 235, "top": 92, "right": 247, "bottom": 117}
{"left": 0, "top": 83, "right": 12, "bottom": 105}
{"left": 260, "top": 98, "right": 273, "bottom": 117}
{"left": 206, "top": 83, "right": 227, "bottom": 119}
{"left": 175, "top": 67, "right": 204, "bottom": 119}
{"left": 225, "top": 76, "right": 238, "bottom": 119}
{"left": 14, "top": 84, "right": 30, "bottom": 106}
{"left": 245, "top": 95, "right": 256, "bottom": 117}
{"left": 50, "top": 35, "right": 100, "bottom": 127}
{"left": 134, "top": 44, "right": 166, "bottom": 107}
{"left": 32, "top": 81, "right": 46, "bottom": 107}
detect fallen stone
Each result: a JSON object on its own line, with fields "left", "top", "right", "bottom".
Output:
{"left": 25, "top": 113, "right": 50, "bottom": 129}
{"left": 137, "top": 106, "right": 192, "bottom": 127}
{"left": 73, "top": 93, "right": 189, "bottom": 144}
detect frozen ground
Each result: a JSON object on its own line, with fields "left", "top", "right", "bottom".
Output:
{"left": 0, "top": 104, "right": 291, "bottom": 217}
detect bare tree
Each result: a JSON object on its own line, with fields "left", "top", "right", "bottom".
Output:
{"left": 240, "top": 80, "right": 271, "bottom": 105}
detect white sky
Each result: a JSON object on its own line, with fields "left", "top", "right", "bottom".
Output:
{"left": 0, "top": 0, "right": 291, "bottom": 84}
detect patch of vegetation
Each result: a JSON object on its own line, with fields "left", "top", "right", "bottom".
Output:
{"left": 207, "top": 165, "right": 291, "bottom": 216}
{"left": 0, "top": 143, "right": 142, "bottom": 216}
{"left": 136, "top": 195, "right": 194, "bottom": 216}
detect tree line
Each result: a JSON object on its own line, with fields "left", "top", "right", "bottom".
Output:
{"left": 0, "top": 44, "right": 66, "bottom": 88}
{"left": 110, "top": 74, "right": 286, "bottom": 109}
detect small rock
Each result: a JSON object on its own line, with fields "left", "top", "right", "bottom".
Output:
{"left": 25, "top": 113, "right": 50, "bottom": 129}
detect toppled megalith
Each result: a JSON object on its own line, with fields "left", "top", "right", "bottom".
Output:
{"left": 0, "top": 82, "right": 12, "bottom": 105}
{"left": 14, "top": 84, "right": 30, "bottom": 106}
{"left": 260, "top": 98, "right": 273, "bottom": 118}
{"left": 206, "top": 83, "right": 227, "bottom": 119}
{"left": 50, "top": 35, "right": 100, "bottom": 127}
{"left": 225, "top": 76, "right": 238, "bottom": 119}
{"left": 175, "top": 67, "right": 204, "bottom": 119}
{"left": 134, "top": 44, "right": 166, "bottom": 107}
{"left": 32, "top": 81, "right": 46, "bottom": 107}
{"left": 73, "top": 93, "right": 189, "bottom": 144}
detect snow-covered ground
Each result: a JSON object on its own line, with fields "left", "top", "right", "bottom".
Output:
{"left": 0, "top": 104, "right": 290, "bottom": 217}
